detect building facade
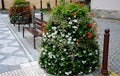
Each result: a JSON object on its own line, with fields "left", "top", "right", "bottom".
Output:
{"left": 91, "top": 0, "right": 120, "bottom": 20}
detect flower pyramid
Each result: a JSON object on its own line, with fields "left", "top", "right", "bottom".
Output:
{"left": 39, "top": 3, "right": 99, "bottom": 76}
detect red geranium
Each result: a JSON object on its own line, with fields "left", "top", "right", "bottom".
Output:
{"left": 86, "top": 23, "right": 93, "bottom": 27}
{"left": 72, "top": 12, "right": 76, "bottom": 15}
{"left": 80, "top": 3, "right": 84, "bottom": 7}
{"left": 87, "top": 32, "right": 92, "bottom": 39}
{"left": 77, "top": 39, "right": 80, "bottom": 43}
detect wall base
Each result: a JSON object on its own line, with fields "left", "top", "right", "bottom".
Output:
{"left": 91, "top": 9, "right": 120, "bottom": 20}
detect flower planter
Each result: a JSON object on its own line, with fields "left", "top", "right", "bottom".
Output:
{"left": 9, "top": 1, "right": 32, "bottom": 24}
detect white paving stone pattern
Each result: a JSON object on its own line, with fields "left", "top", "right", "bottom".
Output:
{"left": 0, "top": 14, "right": 29, "bottom": 73}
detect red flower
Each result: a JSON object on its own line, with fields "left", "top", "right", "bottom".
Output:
{"left": 80, "top": 3, "right": 84, "bottom": 7}
{"left": 44, "top": 30, "right": 48, "bottom": 32}
{"left": 77, "top": 39, "right": 80, "bottom": 43}
{"left": 86, "top": 23, "right": 93, "bottom": 27}
{"left": 87, "top": 32, "right": 92, "bottom": 39}
{"left": 72, "top": 12, "right": 76, "bottom": 15}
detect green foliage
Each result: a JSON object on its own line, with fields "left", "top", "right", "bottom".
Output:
{"left": 39, "top": 3, "right": 99, "bottom": 76}
{"left": 47, "top": 1, "right": 51, "bottom": 9}
{"left": 14, "top": 0, "right": 26, "bottom": 5}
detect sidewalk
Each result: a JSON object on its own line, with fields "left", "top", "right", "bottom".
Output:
{"left": 0, "top": 14, "right": 30, "bottom": 73}
{"left": 0, "top": 13, "right": 120, "bottom": 75}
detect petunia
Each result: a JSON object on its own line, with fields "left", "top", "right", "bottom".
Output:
{"left": 69, "top": 21, "right": 72, "bottom": 24}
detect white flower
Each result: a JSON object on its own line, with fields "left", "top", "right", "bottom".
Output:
{"left": 72, "top": 26, "right": 77, "bottom": 29}
{"left": 68, "top": 33, "right": 71, "bottom": 36}
{"left": 95, "top": 50, "right": 98, "bottom": 54}
{"left": 43, "top": 52, "right": 46, "bottom": 55}
{"left": 68, "top": 17, "right": 71, "bottom": 20}
{"left": 73, "top": 38, "right": 76, "bottom": 41}
{"left": 68, "top": 37, "right": 72, "bottom": 41}
{"left": 65, "top": 71, "right": 72, "bottom": 75}
{"left": 75, "top": 53, "right": 79, "bottom": 56}
{"left": 52, "top": 27, "right": 57, "bottom": 30}
{"left": 61, "top": 34, "right": 65, "bottom": 37}
{"left": 64, "top": 49, "right": 67, "bottom": 51}
{"left": 48, "top": 35, "right": 51, "bottom": 38}
{"left": 78, "top": 71, "right": 83, "bottom": 75}
{"left": 59, "top": 40, "right": 62, "bottom": 42}
{"left": 83, "top": 51, "right": 86, "bottom": 53}
{"left": 46, "top": 32, "right": 49, "bottom": 35}
{"left": 66, "top": 35, "right": 69, "bottom": 38}
{"left": 82, "top": 61, "right": 86, "bottom": 64}
{"left": 73, "top": 19, "right": 77, "bottom": 22}
{"left": 69, "top": 21, "right": 72, "bottom": 25}
{"left": 89, "top": 69, "right": 91, "bottom": 73}
{"left": 44, "top": 34, "right": 46, "bottom": 37}
{"left": 41, "top": 48, "right": 44, "bottom": 51}
{"left": 73, "top": 31, "right": 76, "bottom": 33}
{"left": 53, "top": 55, "right": 56, "bottom": 58}
{"left": 67, "top": 41, "right": 71, "bottom": 44}
{"left": 74, "top": 15, "right": 76, "bottom": 18}
{"left": 71, "top": 42, "right": 74, "bottom": 44}
{"left": 48, "top": 52, "right": 53, "bottom": 59}
{"left": 54, "top": 31, "right": 57, "bottom": 35}
{"left": 89, "top": 53, "right": 92, "bottom": 56}
{"left": 61, "top": 57, "right": 65, "bottom": 60}
{"left": 48, "top": 63, "right": 51, "bottom": 65}
{"left": 59, "top": 71, "right": 61, "bottom": 73}
{"left": 53, "top": 45, "right": 55, "bottom": 48}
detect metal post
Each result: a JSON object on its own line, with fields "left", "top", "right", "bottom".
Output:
{"left": 55, "top": 0, "right": 57, "bottom": 6}
{"left": 40, "top": 0, "right": 43, "bottom": 20}
{"left": 1, "top": 0, "right": 5, "bottom": 9}
{"left": 40, "top": 0, "right": 42, "bottom": 9}
{"left": 101, "top": 28, "right": 110, "bottom": 75}
{"left": 41, "top": 12, "right": 43, "bottom": 20}
{"left": 23, "top": 27, "right": 25, "bottom": 38}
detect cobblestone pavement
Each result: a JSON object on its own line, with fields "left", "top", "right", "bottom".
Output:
{"left": 0, "top": 14, "right": 31, "bottom": 73}
{"left": 95, "top": 18, "right": 120, "bottom": 75}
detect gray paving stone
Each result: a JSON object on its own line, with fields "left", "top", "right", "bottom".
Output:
{"left": 0, "top": 14, "right": 30, "bottom": 73}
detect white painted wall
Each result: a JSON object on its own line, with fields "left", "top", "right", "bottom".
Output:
{"left": 91, "top": 0, "right": 120, "bottom": 10}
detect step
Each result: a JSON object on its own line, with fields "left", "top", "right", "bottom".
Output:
{"left": 0, "top": 61, "right": 52, "bottom": 76}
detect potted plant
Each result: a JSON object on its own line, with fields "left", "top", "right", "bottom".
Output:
{"left": 9, "top": 0, "right": 32, "bottom": 24}
{"left": 39, "top": 1, "right": 99, "bottom": 76}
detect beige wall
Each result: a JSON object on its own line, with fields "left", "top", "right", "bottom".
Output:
{"left": 91, "top": 0, "right": 120, "bottom": 10}
{"left": 0, "top": 0, "right": 70, "bottom": 9}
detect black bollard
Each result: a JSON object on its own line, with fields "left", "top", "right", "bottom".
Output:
{"left": 1, "top": 0, "right": 5, "bottom": 9}
{"left": 40, "top": 0, "right": 43, "bottom": 20}
{"left": 101, "top": 28, "right": 110, "bottom": 75}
